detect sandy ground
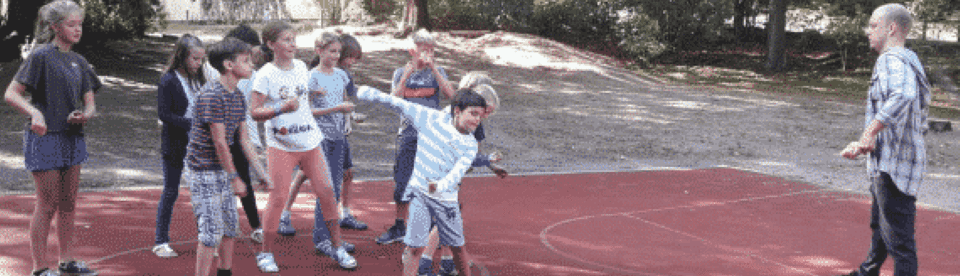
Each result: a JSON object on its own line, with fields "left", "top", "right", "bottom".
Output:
{"left": 1, "top": 27, "right": 958, "bottom": 213}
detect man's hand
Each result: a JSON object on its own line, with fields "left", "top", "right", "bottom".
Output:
{"left": 489, "top": 164, "right": 509, "bottom": 178}
{"left": 841, "top": 141, "right": 861, "bottom": 160}
{"left": 857, "top": 134, "right": 877, "bottom": 155}
{"left": 428, "top": 181, "right": 438, "bottom": 193}
{"left": 232, "top": 178, "right": 248, "bottom": 197}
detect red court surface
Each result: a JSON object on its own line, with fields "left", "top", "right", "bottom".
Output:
{"left": 1, "top": 168, "right": 959, "bottom": 276}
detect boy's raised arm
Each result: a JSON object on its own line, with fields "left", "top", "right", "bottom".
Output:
{"left": 357, "top": 86, "right": 436, "bottom": 132}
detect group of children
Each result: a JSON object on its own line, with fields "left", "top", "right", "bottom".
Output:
{"left": 4, "top": 1, "right": 504, "bottom": 275}
{"left": 150, "top": 23, "right": 506, "bottom": 276}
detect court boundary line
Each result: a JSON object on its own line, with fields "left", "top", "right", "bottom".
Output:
{"left": 539, "top": 189, "right": 822, "bottom": 276}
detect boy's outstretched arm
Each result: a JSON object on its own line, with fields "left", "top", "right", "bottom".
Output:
{"left": 356, "top": 86, "right": 438, "bottom": 132}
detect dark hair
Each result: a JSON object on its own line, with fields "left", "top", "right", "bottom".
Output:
{"left": 260, "top": 20, "right": 293, "bottom": 63}
{"left": 208, "top": 37, "right": 252, "bottom": 73}
{"left": 165, "top": 34, "right": 206, "bottom": 88}
{"left": 338, "top": 34, "right": 362, "bottom": 66}
{"left": 225, "top": 24, "right": 261, "bottom": 46}
{"left": 451, "top": 88, "right": 487, "bottom": 116}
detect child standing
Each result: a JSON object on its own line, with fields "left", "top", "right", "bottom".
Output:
{"left": 183, "top": 37, "right": 256, "bottom": 276}
{"left": 154, "top": 34, "right": 207, "bottom": 258}
{"left": 337, "top": 33, "right": 369, "bottom": 230}
{"left": 248, "top": 21, "right": 356, "bottom": 272}
{"left": 377, "top": 29, "right": 456, "bottom": 246}
{"left": 356, "top": 86, "right": 487, "bottom": 276}
{"left": 4, "top": 1, "right": 101, "bottom": 275}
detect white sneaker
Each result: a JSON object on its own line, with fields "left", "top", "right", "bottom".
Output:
{"left": 250, "top": 228, "right": 264, "bottom": 244}
{"left": 256, "top": 252, "right": 279, "bottom": 273}
{"left": 152, "top": 243, "right": 178, "bottom": 258}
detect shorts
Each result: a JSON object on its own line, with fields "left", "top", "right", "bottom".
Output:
{"left": 187, "top": 169, "right": 240, "bottom": 248}
{"left": 342, "top": 138, "right": 353, "bottom": 170}
{"left": 393, "top": 133, "right": 418, "bottom": 203}
{"left": 404, "top": 190, "right": 465, "bottom": 248}
{"left": 23, "top": 129, "right": 88, "bottom": 172}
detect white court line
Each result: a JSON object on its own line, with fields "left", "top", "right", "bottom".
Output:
{"left": 539, "top": 190, "right": 821, "bottom": 276}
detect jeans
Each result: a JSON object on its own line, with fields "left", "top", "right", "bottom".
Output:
{"left": 312, "top": 138, "right": 346, "bottom": 244}
{"left": 855, "top": 172, "right": 918, "bottom": 276}
{"left": 155, "top": 155, "right": 185, "bottom": 245}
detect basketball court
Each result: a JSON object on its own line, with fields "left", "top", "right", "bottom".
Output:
{"left": 1, "top": 167, "right": 958, "bottom": 275}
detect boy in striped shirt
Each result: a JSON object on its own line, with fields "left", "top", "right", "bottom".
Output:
{"left": 356, "top": 86, "right": 485, "bottom": 276}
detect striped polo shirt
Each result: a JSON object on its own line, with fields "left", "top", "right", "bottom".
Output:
{"left": 186, "top": 81, "right": 247, "bottom": 171}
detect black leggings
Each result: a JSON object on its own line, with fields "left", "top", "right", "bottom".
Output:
{"left": 231, "top": 141, "right": 262, "bottom": 230}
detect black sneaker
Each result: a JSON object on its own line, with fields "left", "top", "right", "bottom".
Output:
{"left": 439, "top": 258, "right": 458, "bottom": 276}
{"left": 375, "top": 223, "right": 405, "bottom": 245}
{"left": 59, "top": 260, "right": 98, "bottom": 276}
{"left": 418, "top": 257, "right": 434, "bottom": 276}
{"left": 340, "top": 213, "right": 369, "bottom": 230}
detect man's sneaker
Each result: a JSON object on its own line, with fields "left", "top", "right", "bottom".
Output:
{"left": 32, "top": 268, "right": 59, "bottom": 276}
{"left": 151, "top": 243, "right": 178, "bottom": 258}
{"left": 277, "top": 211, "right": 296, "bottom": 236}
{"left": 250, "top": 228, "right": 264, "bottom": 243}
{"left": 58, "top": 261, "right": 97, "bottom": 276}
{"left": 316, "top": 240, "right": 357, "bottom": 269}
{"left": 439, "top": 257, "right": 458, "bottom": 276}
{"left": 340, "top": 213, "right": 368, "bottom": 230}
{"left": 256, "top": 252, "right": 279, "bottom": 273}
{"left": 375, "top": 223, "right": 405, "bottom": 244}
{"left": 418, "top": 257, "right": 434, "bottom": 276}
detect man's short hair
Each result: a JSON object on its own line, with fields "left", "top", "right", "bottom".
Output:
{"left": 225, "top": 24, "right": 261, "bottom": 46}
{"left": 208, "top": 37, "right": 252, "bottom": 73}
{"left": 411, "top": 29, "right": 436, "bottom": 46}
{"left": 451, "top": 88, "right": 487, "bottom": 116}
{"left": 877, "top": 3, "right": 914, "bottom": 34}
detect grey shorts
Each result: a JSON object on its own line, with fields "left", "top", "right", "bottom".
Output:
{"left": 403, "top": 190, "right": 465, "bottom": 248}
{"left": 187, "top": 169, "right": 240, "bottom": 248}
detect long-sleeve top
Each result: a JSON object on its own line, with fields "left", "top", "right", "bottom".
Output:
{"left": 865, "top": 46, "right": 931, "bottom": 197}
{"left": 357, "top": 86, "right": 477, "bottom": 203}
{"left": 157, "top": 71, "right": 193, "bottom": 158}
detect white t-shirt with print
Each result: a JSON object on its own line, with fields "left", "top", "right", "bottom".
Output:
{"left": 252, "top": 60, "right": 322, "bottom": 152}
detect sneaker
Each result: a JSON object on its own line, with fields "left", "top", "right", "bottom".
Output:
{"left": 277, "top": 211, "right": 296, "bottom": 236}
{"left": 418, "top": 258, "right": 434, "bottom": 276}
{"left": 250, "top": 228, "right": 264, "bottom": 243}
{"left": 317, "top": 239, "right": 356, "bottom": 254}
{"left": 316, "top": 240, "right": 357, "bottom": 269}
{"left": 58, "top": 261, "right": 97, "bottom": 276}
{"left": 256, "top": 252, "right": 279, "bottom": 273}
{"left": 32, "top": 268, "right": 59, "bottom": 276}
{"left": 340, "top": 213, "right": 368, "bottom": 230}
{"left": 152, "top": 243, "right": 178, "bottom": 258}
{"left": 375, "top": 223, "right": 405, "bottom": 245}
{"left": 439, "top": 258, "right": 458, "bottom": 276}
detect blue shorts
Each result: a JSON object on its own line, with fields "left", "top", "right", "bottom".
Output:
{"left": 393, "top": 132, "right": 418, "bottom": 203}
{"left": 404, "top": 190, "right": 465, "bottom": 247}
{"left": 343, "top": 138, "right": 353, "bottom": 170}
{"left": 23, "top": 129, "right": 88, "bottom": 172}
{"left": 187, "top": 170, "right": 240, "bottom": 248}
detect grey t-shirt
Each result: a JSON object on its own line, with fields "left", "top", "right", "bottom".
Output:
{"left": 15, "top": 44, "right": 102, "bottom": 133}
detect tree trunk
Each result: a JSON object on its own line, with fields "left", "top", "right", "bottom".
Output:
{"left": 766, "top": 0, "right": 788, "bottom": 72}
{"left": 734, "top": 0, "right": 747, "bottom": 40}
{"left": 415, "top": 0, "right": 430, "bottom": 31}
{"left": 923, "top": 20, "right": 928, "bottom": 41}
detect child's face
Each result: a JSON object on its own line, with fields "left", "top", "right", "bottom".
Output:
{"left": 185, "top": 47, "right": 206, "bottom": 74}
{"left": 229, "top": 53, "right": 254, "bottom": 80}
{"left": 454, "top": 106, "right": 485, "bottom": 134}
{"left": 316, "top": 41, "right": 342, "bottom": 68}
{"left": 269, "top": 30, "right": 298, "bottom": 61}
{"left": 54, "top": 12, "right": 84, "bottom": 45}
{"left": 414, "top": 43, "right": 435, "bottom": 64}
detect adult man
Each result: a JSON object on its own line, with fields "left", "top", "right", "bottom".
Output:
{"left": 839, "top": 3, "right": 931, "bottom": 276}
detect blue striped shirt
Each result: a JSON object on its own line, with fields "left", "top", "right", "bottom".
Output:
{"left": 865, "top": 47, "right": 931, "bottom": 197}
{"left": 358, "top": 86, "right": 477, "bottom": 202}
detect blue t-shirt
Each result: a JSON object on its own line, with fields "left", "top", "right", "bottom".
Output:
{"left": 308, "top": 68, "right": 351, "bottom": 140}
{"left": 15, "top": 44, "right": 102, "bottom": 133}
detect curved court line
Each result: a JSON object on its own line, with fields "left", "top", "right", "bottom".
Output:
{"left": 539, "top": 190, "right": 819, "bottom": 276}
{"left": 620, "top": 214, "right": 816, "bottom": 276}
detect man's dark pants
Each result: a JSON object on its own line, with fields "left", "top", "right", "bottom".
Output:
{"left": 854, "top": 172, "right": 918, "bottom": 276}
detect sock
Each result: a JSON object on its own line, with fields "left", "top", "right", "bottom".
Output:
{"left": 282, "top": 210, "right": 291, "bottom": 217}
{"left": 217, "top": 269, "right": 232, "bottom": 276}
{"left": 421, "top": 254, "right": 433, "bottom": 261}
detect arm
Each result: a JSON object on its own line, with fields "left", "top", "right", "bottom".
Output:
{"left": 3, "top": 81, "right": 46, "bottom": 135}
{"left": 67, "top": 91, "right": 96, "bottom": 124}
{"left": 858, "top": 56, "right": 918, "bottom": 154}
{"left": 311, "top": 103, "right": 353, "bottom": 117}
{"left": 391, "top": 64, "right": 416, "bottom": 97}
{"left": 157, "top": 76, "right": 192, "bottom": 129}
{"left": 239, "top": 124, "right": 271, "bottom": 189}
{"left": 434, "top": 144, "right": 478, "bottom": 193}
{"left": 249, "top": 91, "right": 297, "bottom": 122}
{"left": 211, "top": 122, "right": 246, "bottom": 197}
{"left": 431, "top": 66, "right": 456, "bottom": 99}
{"left": 357, "top": 86, "right": 437, "bottom": 132}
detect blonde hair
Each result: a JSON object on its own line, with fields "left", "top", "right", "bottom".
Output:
{"left": 315, "top": 32, "right": 341, "bottom": 51}
{"left": 411, "top": 29, "right": 436, "bottom": 46}
{"left": 23, "top": 0, "right": 84, "bottom": 57}
{"left": 458, "top": 71, "right": 494, "bottom": 90}
{"left": 474, "top": 84, "right": 499, "bottom": 115}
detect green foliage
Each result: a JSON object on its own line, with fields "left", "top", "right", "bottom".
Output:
{"left": 429, "top": 0, "right": 534, "bottom": 31}
{"left": 614, "top": 6, "right": 668, "bottom": 58}
{"left": 632, "top": 0, "right": 736, "bottom": 49}
{"left": 824, "top": 14, "right": 870, "bottom": 70}
{"left": 82, "top": 0, "right": 163, "bottom": 44}
{"left": 529, "top": 0, "right": 618, "bottom": 47}
{"left": 363, "top": 0, "right": 401, "bottom": 23}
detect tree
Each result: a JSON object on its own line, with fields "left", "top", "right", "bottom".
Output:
{"left": 0, "top": 0, "right": 43, "bottom": 62}
{"left": 415, "top": 0, "right": 430, "bottom": 30}
{"left": 910, "top": 0, "right": 960, "bottom": 41}
{"left": 766, "top": 0, "right": 788, "bottom": 72}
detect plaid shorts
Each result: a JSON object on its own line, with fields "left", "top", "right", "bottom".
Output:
{"left": 187, "top": 169, "right": 240, "bottom": 248}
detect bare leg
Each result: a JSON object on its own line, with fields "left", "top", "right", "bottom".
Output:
{"left": 422, "top": 227, "right": 440, "bottom": 259}
{"left": 30, "top": 170, "right": 61, "bottom": 272}
{"left": 56, "top": 165, "right": 82, "bottom": 263}
{"left": 284, "top": 170, "right": 308, "bottom": 212}
{"left": 218, "top": 236, "right": 236, "bottom": 270}
{"left": 341, "top": 169, "right": 353, "bottom": 212}
{"left": 403, "top": 246, "right": 425, "bottom": 276}
{"left": 195, "top": 243, "right": 217, "bottom": 276}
